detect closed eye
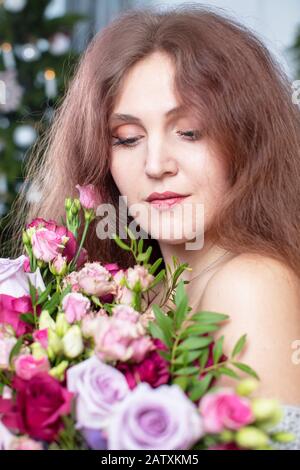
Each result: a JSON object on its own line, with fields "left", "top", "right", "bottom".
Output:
{"left": 111, "top": 130, "right": 202, "bottom": 148}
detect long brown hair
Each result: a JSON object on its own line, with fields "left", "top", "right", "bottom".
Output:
{"left": 3, "top": 4, "right": 300, "bottom": 275}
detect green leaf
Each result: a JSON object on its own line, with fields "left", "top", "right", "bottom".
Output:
{"left": 231, "top": 334, "right": 247, "bottom": 358}
{"left": 189, "top": 373, "right": 214, "bottom": 401}
{"left": 149, "top": 258, "right": 163, "bottom": 275}
{"left": 143, "top": 246, "right": 152, "bottom": 264}
{"left": 20, "top": 313, "right": 35, "bottom": 325}
{"left": 192, "top": 311, "right": 230, "bottom": 324}
{"left": 180, "top": 324, "right": 218, "bottom": 339}
{"left": 136, "top": 252, "right": 149, "bottom": 262}
{"left": 112, "top": 233, "right": 131, "bottom": 251}
{"left": 172, "top": 263, "right": 189, "bottom": 286}
{"left": 232, "top": 362, "right": 260, "bottom": 380}
{"left": 137, "top": 238, "right": 144, "bottom": 254}
{"left": 157, "top": 350, "right": 172, "bottom": 361}
{"left": 173, "top": 366, "right": 199, "bottom": 376}
{"left": 36, "top": 282, "right": 53, "bottom": 305}
{"left": 213, "top": 336, "right": 224, "bottom": 364}
{"left": 149, "top": 269, "right": 165, "bottom": 289}
{"left": 177, "top": 336, "right": 213, "bottom": 351}
{"left": 199, "top": 348, "right": 210, "bottom": 369}
{"left": 219, "top": 366, "right": 240, "bottom": 379}
{"left": 174, "top": 296, "right": 189, "bottom": 330}
{"left": 148, "top": 321, "right": 170, "bottom": 349}
{"left": 174, "top": 280, "right": 185, "bottom": 307}
{"left": 173, "top": 349, "right": 203, "bottom": 365}
{"left": 28, "top": 278, "right": 37, "bottom": 307}
{"left": 43, "top": 291, "right": 61, "bottom": 314}
{"left": 125, "top": 226, "right": 136, "bottom": 241}
{"left": 9, "top": 336, "right": 24, "bottom": 367}
{"left": 152, "top": 304, "right": 173, "bottom": 348}
{"left": 60, "top": 284, "right": 72, "bottom": 302}
{"left": 173, "top": 376, "right": 189, "bottom": 391}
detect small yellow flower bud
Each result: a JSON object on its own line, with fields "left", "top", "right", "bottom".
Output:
{"left": 49, "top": 360, "right": 69, "bottom": 381}
{"left": 251, "top": 398, "right": 282, "bottom": 422}
{"left": 236, "top": 378, "right": 259, "bottom": 396}
{"left": 236, "top": 426, "right": 269, "bottom": 449}
{"left": 272, "top": 432, "right": 295, "bottom": 443}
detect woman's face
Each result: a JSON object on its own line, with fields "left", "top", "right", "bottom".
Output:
{"left": 109, "top": 51, "right": 229, "bottom": 245}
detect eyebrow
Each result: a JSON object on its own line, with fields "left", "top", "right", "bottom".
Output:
{"left": 109, "top": 105, "right": 187, "bottom": 126}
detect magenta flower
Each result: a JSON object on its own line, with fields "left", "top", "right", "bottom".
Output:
{"left": 116, "top": 339, "right": 170, "bottom": 389}
{"left": 76, "top": 184, "right": 102, "bottom": 210}
{"left": 199, "top": 389, "right": 254, "bottom": 433}
{"left": 0, "top": 294, "right": 36, "bottom": 337}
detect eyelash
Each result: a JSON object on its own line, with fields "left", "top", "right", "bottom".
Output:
{"left": 111, "top": 130, "right": 202, "bottom": 148}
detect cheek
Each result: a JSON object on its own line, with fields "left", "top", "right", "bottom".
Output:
{"left": 192, "top": 153, "right": 229, "bottom": 210}
{"left": 110, "top": 154, "right": 140, "bottom": 201}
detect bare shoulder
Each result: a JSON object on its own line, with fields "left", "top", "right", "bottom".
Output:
{"left": 198, "top": 253, "right": 300, "bottom": 405}
{"left": 200, "top": 253, "right": 300, "bottom": 310}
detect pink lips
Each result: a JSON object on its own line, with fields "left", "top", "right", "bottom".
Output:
{"left": 149, "top": 196, "right": 188, "bottom": 210}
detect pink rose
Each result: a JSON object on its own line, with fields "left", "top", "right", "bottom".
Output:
{"left": 62, "top": 271, "right": 80, "bottom": 292}
{"left": 15, "top": 355, "right": 50, "bottom": 380}
{"left": 112, "top": 304, "right": 140, "bottom": 323}
{"left": 31, "top": 228, "right": 65, "bottom": 263}
{"left": 126, "top": 265, "right": 154, "bottom": 291}
{"left": 0, "top": 255, "right": 45, "bottom": 297}
{"left": 0, "top": 294, "right": 37, "bottom": 337}
{"left": 50, "top": 254, "right": 67, "bottom": 275}
{"left": 116, "top": 339, "right": 170, "bottom": 388}
{"left": 199, "top": 389, "right": 254, "bottom": 433}
{"left": 76, "top": 184, "right": 102, "bottom": 210}
{"left": 26, "top": 218, "right": 87, "bottom": 268}
{"left": 95, "top": 316, "right": 154, "bottom": 363}
{"left": 77, "top": 262, "right": 117, "bottom": 297}
{"left": 114, "top": 270, "right": 134, "bottom": 305}
{"left": 62, "top": 292, "right": 91, "bottom": 323}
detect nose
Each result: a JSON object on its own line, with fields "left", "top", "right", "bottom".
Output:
{"left": 144, "top": 136, "right": 178, "bottom": 179}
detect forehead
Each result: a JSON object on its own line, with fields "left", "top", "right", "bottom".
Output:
{"left": 110, "top": 52, "right": 179, "bottom": 114}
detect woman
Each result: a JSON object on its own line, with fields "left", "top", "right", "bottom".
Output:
{"left": 6, "top": 4, "right": 300, "bottom": 448}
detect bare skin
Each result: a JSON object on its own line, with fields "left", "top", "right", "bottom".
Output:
{"left": 110, "top": 51, "right": 300, "bottom": 406}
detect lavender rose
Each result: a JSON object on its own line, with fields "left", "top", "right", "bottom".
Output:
{"left": 0, "top": 255, "right": 45, "bottom": 297}
{"left": 66, "top": 355, "right": 130, "bottom": 430}
{"left": 107, "top": 382, "right": 204, "bottom": 450}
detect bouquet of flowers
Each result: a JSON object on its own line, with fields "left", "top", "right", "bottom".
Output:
{"left": 0, "top": 185, "right": 295, "bottom": 450}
